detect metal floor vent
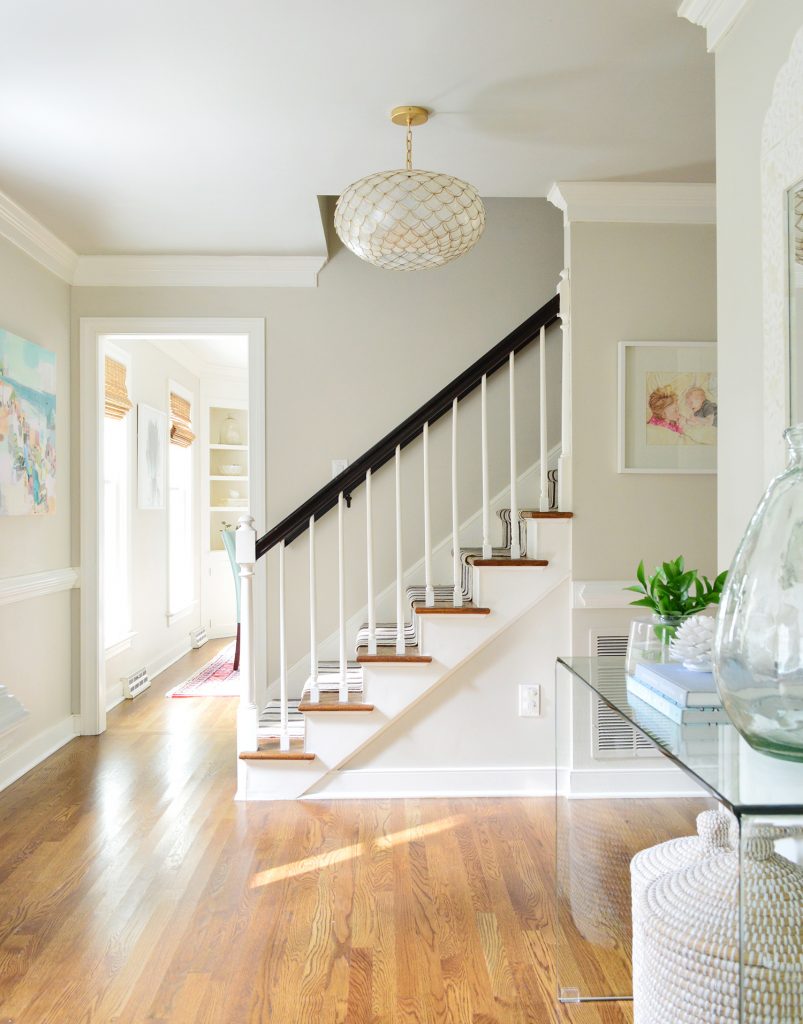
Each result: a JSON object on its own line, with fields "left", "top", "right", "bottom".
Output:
{"left": 189, "top": 626, "right": 208, "bottom": 649}
{"left": 590, "top": 632, "right": 656, "bottom": 760}
{"left": 122, "top": 667, "right": 150, "bottom": 700}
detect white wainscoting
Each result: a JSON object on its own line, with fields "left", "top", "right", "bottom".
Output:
{"left": 305, "top": 767, "right": 557, "bottom": 799}
{"left": 0, "top": 567, "right": 80, "bottom": 606}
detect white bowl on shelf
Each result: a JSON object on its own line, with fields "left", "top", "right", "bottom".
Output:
{"left": 219, "top": 464, "right": 242, "bottom": 476}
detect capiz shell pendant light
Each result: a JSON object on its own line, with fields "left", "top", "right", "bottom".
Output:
{"left": 334, "top": 106, "right": 485, "bottom": 271}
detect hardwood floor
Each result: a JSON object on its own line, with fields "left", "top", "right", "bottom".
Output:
{"left": 0, "top": 643, "right": 705, "bottom": 1023}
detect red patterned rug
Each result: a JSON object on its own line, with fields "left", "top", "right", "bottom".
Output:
{"left": 166, "top": 643, "right": 239, "bottom": 698}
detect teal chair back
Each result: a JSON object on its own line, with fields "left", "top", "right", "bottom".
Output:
{"left": 221, "top": 529, "right": 241, "bottom": 623}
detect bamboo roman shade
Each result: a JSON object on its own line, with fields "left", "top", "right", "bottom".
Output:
{"left": 169, "top": 392, "right": 195, "bottom": 447}
{"left": 104, "top": 356, "right": 132, "bottom": 420}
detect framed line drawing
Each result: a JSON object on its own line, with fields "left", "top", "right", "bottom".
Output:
{"left": 618, "top": 341, "right": 717, "bottom": 474}
{"left": 137, "top": 403, "right": 167, "bottom": 508}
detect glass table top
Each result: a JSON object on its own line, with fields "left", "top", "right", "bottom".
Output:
{"left": 558, "top": 657, "right": 803, "bottom": 816}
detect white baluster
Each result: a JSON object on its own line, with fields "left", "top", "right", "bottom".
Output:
{"left": 481, "top": 374, "right": 491, "bottom": 559}
{"left": 509, "top": 352, "right": 520, "bottom": 558}
{"left": 338, "top": 491, "right": 348, "bottom": 703}
{"left": 235, "top": 515, "right": 258, "bottom": 754}
{"left": 423, "top": 421, "right": 434, "bottom": 606}
{"left": 366, "top": 469, "right": 376, "bottom": 655}
{"left": 278, "top": 538, "right": 290, "bottom": 751}
{"left": 451, "top": 398, "right": 463, "bottom": 607}
{"left": 539, "top": 325, "right": 550, "bottom": 512}
{"left": 395, "top": 445, "right": 405, "bottom": 655}
{"left": 308, "top": 515, "right": 319, "bottom": 703}
{"left": 558, "top": 269, "right": 572, "bottom": 512}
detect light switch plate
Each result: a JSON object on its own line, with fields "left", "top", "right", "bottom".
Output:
{"left": 331, "top": 458, "right": 349, "bottom": 478}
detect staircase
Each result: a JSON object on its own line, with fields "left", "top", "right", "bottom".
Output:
{"left": 233, "top": 294, "right": 572, "bottom": 800}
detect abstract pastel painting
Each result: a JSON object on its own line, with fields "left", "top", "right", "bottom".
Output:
{"left": 0, "top": 329, "right": 56, "bottom": 515}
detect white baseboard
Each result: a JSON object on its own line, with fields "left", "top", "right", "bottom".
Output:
{"left": 303, "top": 766, "right": 556, "bottom": 799}
{"left": 560, "top": 765, "right": 708, "bottom": 799}
{"left": 0, "top": 715, "right": 79, "bottom": 793}
{"left": 148, "top": 637, "right": 194, "bottom": 682}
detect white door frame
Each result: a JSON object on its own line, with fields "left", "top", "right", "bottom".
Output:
{"left": 78, "top": 317, "right": 267, "bottom": 735}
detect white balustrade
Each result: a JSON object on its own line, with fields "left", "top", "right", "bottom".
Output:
{"left": 338, "top": 491, "right": 348, "bottom": 702}
{"left": 366, "top": 469, "right": 376, "bottom": 655}
{"left": 308, "top": 515, "right": 319, "bottom": 703}
{"left": 278, "top": 538, "right": 290, "bottom": 751}
{"left": 423, "top": 421, "right": 434, "bottom": 606}
{"left": 235, "top": 514, "right": 259, "bottom": 753}
{"left": 481, "top": 374, "right": 491, "bottom": 559}
{"left": 509, "top": 352, "right": 520, "bottom": 558}
{"left": 395, "top": 445, "right": 405, "bottom": 655}
{"left": 539, "top": 324, "right": 550, "bottom": 511}
{"left": 451, "top": 398, "right": 462, "bottom": 606}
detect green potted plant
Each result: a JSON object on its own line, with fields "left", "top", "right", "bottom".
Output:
{"left": 624, "top": 558, "right": 727, "bottom": 669}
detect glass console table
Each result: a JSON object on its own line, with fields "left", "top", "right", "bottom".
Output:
{"left": 555, "top": 657, "right": 803, "bottom": 1022}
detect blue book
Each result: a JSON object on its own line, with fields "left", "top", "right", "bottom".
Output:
{"left": 626, "top": 676, "right": 728, "bottom": 725}
{"left": 633, "top": 661, "right": 721, "bottom": 708}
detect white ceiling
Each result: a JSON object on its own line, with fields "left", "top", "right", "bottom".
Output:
{"left": 0, "top": 0, "right": 713, "bottom": 258}
{"left": 147, "top": 335, "right": 249, "bottom": 376}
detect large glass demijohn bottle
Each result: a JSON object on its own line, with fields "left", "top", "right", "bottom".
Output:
{"left": 714, "top": 426, "right": 803, "bottom": 761}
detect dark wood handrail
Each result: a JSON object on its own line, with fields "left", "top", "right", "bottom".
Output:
{"left": 256, "top": 292, "right": 560, "bottom": 556}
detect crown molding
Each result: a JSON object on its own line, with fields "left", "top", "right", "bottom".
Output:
{"left": 547, "top": 181, "right": 716, "bottom": 226}
{"left": 0, "top": 190, "right": 79, "bottom": 283}
{"left": 677, "top": 0, "right": 751, "bottom": 52}
{"left": 73, "top": 254, "right": 327, "bottom": 288}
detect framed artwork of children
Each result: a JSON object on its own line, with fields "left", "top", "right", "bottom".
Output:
{"left": 618, "top": 341, "right": 717, "bottom": 474}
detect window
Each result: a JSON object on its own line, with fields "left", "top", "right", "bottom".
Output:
{"left": 103, "top": 351, "right": 132, "bottom": 650}
{"left": 168, "top": 385, "right": 195, "bottom": 617}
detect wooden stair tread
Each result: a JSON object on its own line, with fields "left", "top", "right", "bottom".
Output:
{"left": 519, "top": 510, "right": 574, "bottom": 519}
{"left": 412, "top": 601, "right": 491, "bottom": 615}
{"left": 467, "top": 557, "right": 549, "bottom": 567}
{"left": 239, "top": 749, "right": 316, "bottom": 761}
{"left": 298, "top": 702, "right": 374, "bottom": 712}
{"left": 356, "top": 646, "right": 432, "bottom": 664}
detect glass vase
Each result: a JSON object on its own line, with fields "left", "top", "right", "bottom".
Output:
{"left": 625, "top": 614, "right": 686, "bottom": 677}
{"left": 714, "top": 425, "right": 803, "bottom": 762}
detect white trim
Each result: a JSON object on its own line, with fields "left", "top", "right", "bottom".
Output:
{"left": 0, "top": 715, "right": 79, "bottom": 794}
{"left": 73, "top": 254, "right": 327, "bottom": 288}
{"left": 572, "top": 581, "right": 634, "bottom": 609}
{"left": 677, "top": 0, "right": 751, "bottom": 52}
{"left": 562, "top": 765, "right": 706, "bottom": 799}
{"left": 104, "top": 631, "right": 137, "bottom": 658}
{"left": 166, "top": 602, "right": 198, "bottom": 626}
{"left": 304, "top": 766, "right": 557, "bottom": 799}
{"left": 0, "top": 567, "right": 79, "bottom": 606}
{"left": 79, "top": 317, "right": 267, "bottom": 737}
{"left": 547, "top": 181, "right": 716, "bottom": 226}
{"left": 0, "top": 188, "right": 78, "bottom": 283}
{"left": 147, "top": 637, "right": 193, "bottom": 682}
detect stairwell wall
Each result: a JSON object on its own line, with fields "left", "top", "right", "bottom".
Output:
{"left": 0, "top": 234, "right": 76, "bottom": 790}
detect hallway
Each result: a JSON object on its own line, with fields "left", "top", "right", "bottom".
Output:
{"left": 0, "top": 643, "right": 662, "bottom": 1023}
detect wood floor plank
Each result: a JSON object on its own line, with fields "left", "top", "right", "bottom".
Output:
{"left": 0, "top": 643, "right": 707, "bottom": 1024}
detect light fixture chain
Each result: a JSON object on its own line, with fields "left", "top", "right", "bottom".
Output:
{"left": 406, "top": 123, "right": 413, "bottom": 172}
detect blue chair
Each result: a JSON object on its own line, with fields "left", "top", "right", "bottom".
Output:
{"left": 221, "top": 529, "right": 242, "bottom": 670}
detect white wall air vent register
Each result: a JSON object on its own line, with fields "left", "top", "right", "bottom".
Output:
{"left": 122, "top": 668, "right": 150, "bottom": 700}
{"left": 590, "top": 632, "right": 658, "bottom": 760}
{"left": 190, "top": 626, "right": 208, "bottom": 649}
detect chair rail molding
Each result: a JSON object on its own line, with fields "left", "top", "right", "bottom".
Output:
{"left": 572, "top": 580, "right": 633, "bottom": 610}
{"left": 547, "top": 182, "right": 716, "bottom": 226}
{"left": 0, "top": 567, "right": 80, "bottom": 606}
{"left": 0, "top": 188, "right": 78, "bottom": 283}
{"left": 677, "top": 0, "right": 751, "bottom": 52}
{"left": 762, "top": 24, "right": 803, "bottom": 482}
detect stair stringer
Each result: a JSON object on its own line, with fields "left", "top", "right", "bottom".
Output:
{"left": 238, "top": 521, "right": 570, "bottom": 801}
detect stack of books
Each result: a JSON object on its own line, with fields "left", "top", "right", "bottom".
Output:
{"left": 626, "top": 661, "right": 728, "bottom": 725}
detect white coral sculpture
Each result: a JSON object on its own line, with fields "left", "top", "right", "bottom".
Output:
{"left": 669, "top": 614, "right": 716, "bottom": 671}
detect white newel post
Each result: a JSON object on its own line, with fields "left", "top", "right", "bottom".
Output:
{"left": 366, "top": 469, "right": 377, "bottom": 655}
{"left": 481, "top": 374, "right": 492, "bottom": 559}
{"left": 235, "top": 514, "right": 259, "bottom": 754}
{"left": 539, "top": 324, "right": 550, "bottom": 511}
{"left": 395, "top": 445, "right": 405, "bottom": 655}
{"left": 338, "top": 492, "right": 348, "bottom": 702}
{"left": 557, "top": 269, "right": 572, "bottom": 511}
{"left": 509, "top": 352, "right": 520, "bottom": 558}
